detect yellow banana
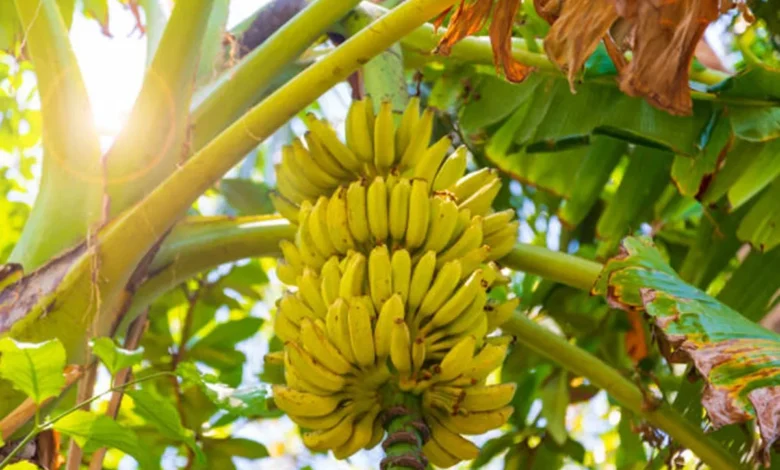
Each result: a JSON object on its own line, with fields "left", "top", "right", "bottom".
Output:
{"left": 274, "top": 163, "right": 309, "bottom": 204}
{"left": 396, "top": 96, "right": 419, "bottom": 159}
{"left": 421, "top": 196, "right": 459, "bottom": 254}
{"left": 270, "top": 190, "right": 300, "bottom": 223}
{"left": 333, "top": 404, "right": 383, "bottom": 459}
{"left": 282, "top": 144, "right": 329, "bottom": 195}
{"left": 279, "top": 240, "right": 304, "bottom": 271}
{"left": 302, "top": 413, "right": 355, "bottom": 451}
{"left": 369, "top": 244, "right": 393, "bottom": 310}
{"left": 346, "top": 179, "right": 371, "bottom": 244}
{"left": 274, "top": 306, "right": 300, "bottom": 342}
{"left": 432, "top": 145, "right": 468, "bottom": 192}
{"left": 374, "top": 100, "right": 396, "bottom": 172}
{"left": 320, "top": 256, "right": 342, "bottom": 306}
{"left": 451, "top": 168, "right": 498, "bottom": 202}
{"left": 298, "top": 268, "right": 328, "bottom": 318}
{"left": 272, "top": 385, "right": 341, "bottom": 417}
{"left": 485, "top": 220, "right": 519, "bottom": 260}
{"left": 390, "top": 320, "right": 413, "bottom": 376}
{"left": 374, "top": 293, "right": 405, "bottom": 359}
{"left": 460, "top": 383, "right": 517, "bottom": 412}
{"left": 304, "top": 130, "right": 351, "bottom": 179}
{"left": 264, "top": 351, "right": 284, "bottom": 366}
{"left": 436, "top": 406, "right": 514, "bottom": 435}
{"left": 390, "top": 249, "right": 412, "bottom": 304}
{"left": 427, "top": 414, "right": 480, "bottom": 461}
{"left": 442, "top": 289, "right": 488, "bottom": 336}
{"left": 422, "top": 437, "right": 460, "bottom": 468}
{"left": 449, "top": 208, "right": 472, "bottom": 246}
{"left": 348, "top": 296, "right": 376, "bottom": 368}
{"left": 367, "top": 176, "right": 389, "bottom": 243}
{"left": 305, "top": 114, "right": 363, "bottom": 173}
{"left": 276, "top": 261, "right": 298, "bottom": 285}
{"left": 339, "top": 251, "right": 366, "bottom": 299}
{"left": 413, "top": 135, "right": 451, "bottom": 184}
{"left": 486, "top": 297, "right": 519, "bottom": 332}
{"left": 463, "top": 341, "right": 509, "bottom": 382}
{"left": 437, "top": 216, "right": 483, "bottom": 268}
{"left": 285, "top": 359, "right": 334, "bottom": 395}
{"left": 292, "top": 139, "right": 341, "bottom": 190}
{"left": 326, "top": 186, "right": 356, "bottom": 254}
{"left": 300, "top": 318, "right": 354, "bottom": 375}
{"left": 291, "top": 399, "right": 369, "bottom": 431}
{"left": 296, "top": 202, "right": 326, "bottom": 269}
{"left": 405, "top": 178, "right": 430, "bottom": 249}
{"left": 309, "top": 196, "right": 337, "bottom": 258}
{"left": 279, "top": 292, "right": 316, "bottom": 325}
{"left": 482, "top": 208, "right": 516, "bottom": 236}
{"left": 417, "top": 260, "right": 462, "bottom": 319}
{"left": 436, "top": 335, "right": 476, "bottom": 382}
{"left": 365, "top": 412, "right": 384, "bottom": 450}
{"left": 389, "top": 178, "right": 411, "bottom": 242}
{"left": 407, "top": 250, "right": 437, "bottom": 315}
{"left": 347, "top": 98, "right": 374, "bottom": 163}
{"left": 412, "top": 335, "right": 426, "bottom": 372}
{"left": 427, "top": 270, "right": 485, "bottom": 330}
{"left": 458, "top": 176, "right": 501, "bottom": 216}
{"left": 286, "top": 341, "right": 346, "bottom": 392}
{"left": 400, "top": 108, "right": 434, "bottom": 169}
{"left": 458, "top": 245, "right": 491, "bottom": 279}
{"left": 326, "top": 298, "right": 357, "bottom": 364}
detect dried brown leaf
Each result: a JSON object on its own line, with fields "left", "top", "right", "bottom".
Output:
{"left": 489, "top": 0, "right": 533, "bottom": 81}
{"left": 436, "top": 0, "right": 494, "bottom": 56}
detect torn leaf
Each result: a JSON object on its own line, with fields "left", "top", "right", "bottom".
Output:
{"left": 592, "top": 236, "right": 780, "bottom": 465}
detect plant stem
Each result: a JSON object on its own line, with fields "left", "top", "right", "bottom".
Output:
{"left": 501, "top": 314, "right": 744, "bottom": 470}
{"left": 0, "top": 426, "right": 38, "bottom": 469}
{"left": 501, "top": 244, "right": 602, "bottom": 291}
{"left": 381, "top": 394, "right": 429, "bottom": 470}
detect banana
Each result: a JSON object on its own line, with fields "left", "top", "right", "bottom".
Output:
{"left": 275, "top": 162, "right": 310, "bottom": 204}
{"left": 420, "top": 196, "right": 459, "bottom": 254}
{"left": 427, "top": 414, "right": 480, "bottom": 461}
{"left": 364, "top": 96, "right": 376, "bottom": 143}
{"left": 348, "top": 296, "right": 376, "bottom": 368}
{"left": 407, "top": 250, "right": 437, "bottom": 315}
{"left": 300, "top": 318, "right": 354, "bottom": 375}
{"left": 437, "top": 216, "right": 483, "bottom": 268}
{"left": 400, "top": 108, "right": 434, "bottom": 169}
{"left": 390, "top": 249, "right": 412, "bottom": 303}
{"left": 326, "top": 298, "right": 357, "bottom": 364}
{"left": 412, "top": 335, "right": 426, "bottom": 372}
{"left": 482, "top": 208, "right": 516, "bottom": 236}
{"left": 339, "top": 251, "right": 366, "bottom": 299}
{"left": 346, "top": 179, "right": 371, "bottom": 244}
{"left": 486, "top": 297, "right": 519, "bottom": 331}
{"left": 282, "top": 144, "right": 329, "bottom": 195}
{"left": 458, "top": 245, "right": 491, "bottom": 279}
{"left": 305, "top": 113, "right": 363, "bottom": 173}
{"left": 302, "top": 413, "right": 355, "bottom": 451}
{"left": 417, "top": 260, "right": 462, "bottom": 319}
{"left": 451, "top": 168, "right": 498, "bottom": 202}
{"left": 389, "top": 178, "right": 411, "bottom": 241}
{"left": 326, "top": 186, "right": 356, "bottom": 253}
{"left": 484, "top": 220, "right": 519, "bottom": 260}
{"left": 333, "top": 404, "right": 383, "bottom": 459}
{"left": 368, "top": 244, "right": 393, "bottom": 310}
{"left": 374, "top": 293, "right": 405, "bottom": 359}
{"left": 296, "top": 203, "right": 326, "bottom": 269}
{"left": 274, "top": 306, "right": 300, "bottom": 342}
{"left": 463, "top": 341, "right": 509, "bottom": 382}
{"left": 272, "top": 385, "right": 341, "bottom": 417}
{"left": 367, "top": 176, "right": 389, "bottom": 243}
{"left": 432, "top": 145, "right": 468, "bottom": 192}
{"left": 291, "top": 399, "right": 369, "bottom": 431}
{"left": 449, "top": 208, "right": 472, "bottom": 246}
{"left": 390, "top": 320, "right": 413, "bottom": 376}
{"left": 279, "top": 292, "right": 316, "bottom": 325}
{"left": 320, "top": 256, "right": 342, "bottom": 306}
{"left": 347, "top": 98, "right": 374, "bottom": 163}
{"left": 436, "top": 335, "right": 476, "bottom": 382}
{"left": 436, "top": 406, "right": 514, "bottom": 435}
{"left": 460, "top": 383, "right": 517, "bottom": 412}
{"left": 309, "top": 197, "right": 337, "bottom": 258}
{"left": 458, "top": 176, "right": 501, "bottom": 216}
{"left": 422, "top": 437, "right": 460, "bottom": 468}
{"left": 413, "top": 135, "right": 451, "bottom": 184}
{"left": 427, "top": 270, "right": 484, "bottom": 330}
{"left": 442, "top": 289, "right": 488, "bottom": 336}
{"left": 374, "top": 100, "right": 396, "bottom": 172}
{"left": 285, "top": 359, "right": 334, "bottom": 395}
{"left": 276, "top": 261, "right": 298, "bottom": 285}
{"left": 304, "top": 130, "right": 352, "bottom": 179}
{"left": 405, "top": 178, "right": 430, "bottom": 249}
{"left": 396, "top": 96, "right": 419, "bottom": 159}
{"left": 286, "top": 341, "right": 346, "bottom": 392}
{"left": 292, "top": 139, "right": 341, "bottom": 190}
{"left": 298, "top": 268, "right": 328, "bottom": 318}
{"left": 264, "top": 351, "right": 284, "bottom": 366}
{"left": 365, "top": 412, "right": 385, "bottom": 450}
{"left": 270, "top": 191, "right": 300, "bottom": 222}
{"left": 279, "top": 240, "right": 304, "bottom": 271}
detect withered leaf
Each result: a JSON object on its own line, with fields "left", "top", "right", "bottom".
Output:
{"left": 436, "top": 0, "right": 494, "bottom": 56}
{"left": 489, "top": 0, "right": 533, "bottom": 82}
{"left": 593, "top": 237, "right": 780, "bottom": 466}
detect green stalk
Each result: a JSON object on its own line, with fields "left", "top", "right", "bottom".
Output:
{"left": 501, "top": 315, "right": 743, "bottom": 470}
{"left": 502, "top": 244, "right": 602, "bottom": 291}
{"left": 191, "top": 0, "right": 363, "bottom": 150}
{"left": 10, "top": 0, "right": 103, "bottom": 270}
{"left": 381, "top": 394, "right": 428, "bottom": 470}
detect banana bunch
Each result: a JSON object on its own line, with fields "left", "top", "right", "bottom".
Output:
{"left": 269, "top": 97, "right": 522, "bottom": 468}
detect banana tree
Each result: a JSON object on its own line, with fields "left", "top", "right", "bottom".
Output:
{"left": 0, "top": 0, "right": 779, "bottom": 469}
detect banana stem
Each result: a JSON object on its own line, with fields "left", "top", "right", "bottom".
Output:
{"left": 380, "top": 394, "right": 429, "bottom": 470}
{"left": 501, "top": 244, "right": 603, "bottom": 291}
